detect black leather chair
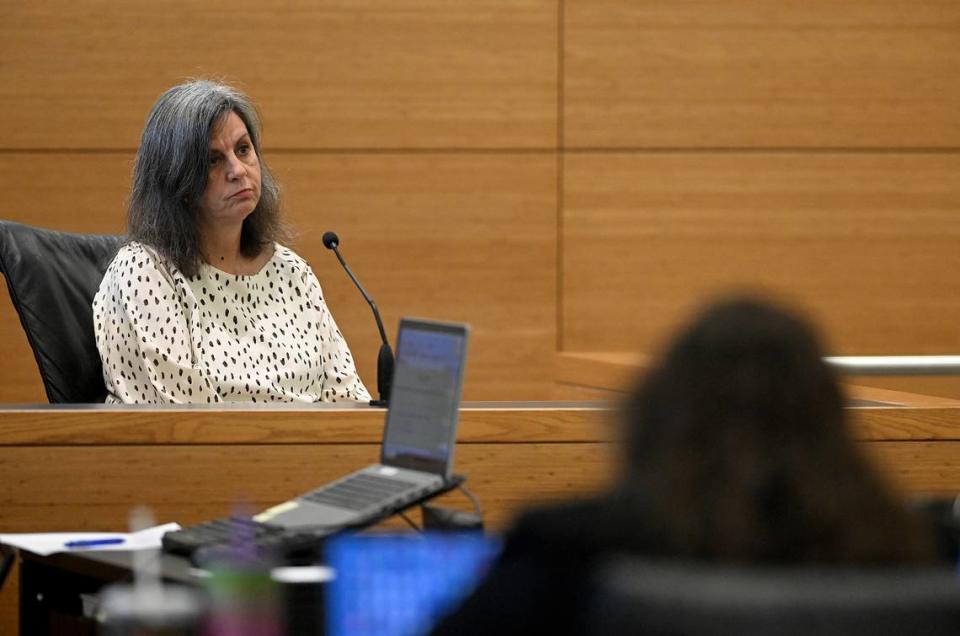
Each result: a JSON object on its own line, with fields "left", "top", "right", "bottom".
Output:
{"left": 0, "top": 220, "right": 124, "bottom": 403}
{"left": 589, "top": 557, "right": 960, "bottom": 635}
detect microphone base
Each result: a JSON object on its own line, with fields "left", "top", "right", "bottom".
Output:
{"left": 369, "top": 399, "right": 388, "bottom": 408}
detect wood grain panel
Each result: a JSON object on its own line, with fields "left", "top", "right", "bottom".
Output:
{"left": 0, "top": 0, "right": 556, "bottom": 150}
{"left": 851, "top": 407, "right": 960, "bottom": 441}
{"left": 0, "top": 298, "right": 47, "bottom": 404}
{"left": 562, "top": 154, "right": 960, "bottom": 369}
{"left": 0, "top": 151, "right": 557, "bottom": 401}
{"left": 0, "top": 567, "right": 15, "bottom": 636}
{"left": 863, "top": 442, "right": 960, "bottom": 496}
{"left": 556, "top": 351, "right": 960, "bottom": 402}
{"left": 0, "top": 406, "right": 616, "bottom": 446}
{"left": 2, "top": 411, "right": 954, "bottom": 533}
{"left": 0, "top": 154, "right": 131, "bottom": 234}
{"left": 4, "top": 399, "right": 960, "bottom": 445}
{"left": 565, "top": 1, "right": 960, "bottom": 148}
{"left": 0, "top": 153, "right": 131, "bottom": 402}
{"left": 841, "top": 376, "right": 960, "bottom": 401}
{"left": 257, "top": 152, "right": 558, "bottom": 400}
{"left": 0, "top": 443, "right": 615, "bottom": 534}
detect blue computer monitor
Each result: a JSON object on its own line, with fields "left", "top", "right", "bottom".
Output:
{"left": 325, "top": 532, "right": 501, "bottom": 636}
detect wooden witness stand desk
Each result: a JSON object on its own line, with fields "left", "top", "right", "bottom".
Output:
{"left": 554, "top": 352, "right": 960, "bottom": 495}
{"left": 3, "top": 399, "right": 960, "bottom": 634}
{"left": 554, "top": 350, "right": 960, "bottom": 497}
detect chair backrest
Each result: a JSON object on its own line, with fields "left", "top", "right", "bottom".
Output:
{"left": 0, "top": 220, "right": 124, "bottom": 403}
{"left": 589, "top": 557, "right": 960, "bottom": 636}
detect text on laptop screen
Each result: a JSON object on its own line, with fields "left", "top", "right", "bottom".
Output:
{"left": 381, "top": 321, "right": 467, "bottom": 476}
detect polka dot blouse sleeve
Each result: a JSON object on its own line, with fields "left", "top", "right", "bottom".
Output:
{"left": 304, "top": 269, "right": 372, "bottom": 403}
{"left": 93, "top": 243, "right": 221, "bottom": 404}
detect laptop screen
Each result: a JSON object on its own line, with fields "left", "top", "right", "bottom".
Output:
{"left": 326, "top": 532, "right": 500, "bottom": 636}
{"left": 381, "top": 319, "right": 468, "bottom": 477}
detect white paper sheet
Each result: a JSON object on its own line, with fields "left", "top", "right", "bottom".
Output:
{"left": 0, "top": 522, "right": 181, "bottom": 556}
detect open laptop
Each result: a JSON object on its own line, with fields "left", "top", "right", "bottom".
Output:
{"left": 254, "top": 317, "right": 469, "bottom": 531}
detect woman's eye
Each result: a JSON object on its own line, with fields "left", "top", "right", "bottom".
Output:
{"left": 209, "top": 154, "right": 220, "bottom": 166}
{"left": 237, "top": 144, "right": 250, "bottom": 156}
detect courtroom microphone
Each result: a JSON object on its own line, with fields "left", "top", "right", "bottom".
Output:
{"left": 322, "top": 231, "right": 393, "bottom": 407}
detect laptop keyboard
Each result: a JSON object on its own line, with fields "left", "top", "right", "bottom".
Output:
{"left": 161, "top": 516, "right": 329, "bottom": 564}
{"left": 162, "top": 516, "right": 277, "bottom": 555}
{"left": 302, "top": 473, "right": 420, "bottom": 511}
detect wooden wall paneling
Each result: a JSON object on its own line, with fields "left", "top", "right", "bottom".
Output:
{"left": 561, "top": 153, "right": 960, "bottom": 377}
{"left": 0, "top": 0, "right": 557, "bottom": 150}
{"left": 564, "top": 1, "right": 960, "bottom": 148}
{"left": 0, "top": 567, "right": 17, "bottom": 636}
{"left": 272, "top": 152, "right": 558, "bottom": 400}
{"left": 0, "top": 153, "right": 132, "bottom": 233}
{"left": 0, "top": 298, "right": 46, "bottom": 404}
{"left": 0, "top": 153, "right": 132, "bottom": 402}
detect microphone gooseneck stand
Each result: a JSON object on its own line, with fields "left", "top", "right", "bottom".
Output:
{"left": 322, "top": 231, "right": 394, "bottom": 407}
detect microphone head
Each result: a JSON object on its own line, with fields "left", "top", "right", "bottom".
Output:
{"left": 322, "top": 231, "right": 340, "bottom": 249}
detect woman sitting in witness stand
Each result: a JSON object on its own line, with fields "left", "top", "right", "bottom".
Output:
{"left": 93, "top": 80, "right": 370, "bottom": 404}
{"left": 431, "top": 296, "right": 935, "bottom": 636}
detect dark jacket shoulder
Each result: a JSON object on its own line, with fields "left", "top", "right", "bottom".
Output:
{"left": 430, "top": 492, "right": 661, "bottom": 636}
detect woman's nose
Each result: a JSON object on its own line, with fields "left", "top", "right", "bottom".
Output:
{"left": 225, "top": 153, "right": 246, "bottom": 180}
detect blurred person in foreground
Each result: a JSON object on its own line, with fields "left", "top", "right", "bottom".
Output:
{"left": 431, "top": 296, "right": 935, "bottom": 636}
{"left": 93, "top": 80, "right": 369, "bottom": 404}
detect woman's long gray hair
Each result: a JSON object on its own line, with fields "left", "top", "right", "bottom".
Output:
{"left": 128, "top": 80, "right": 286, "bottom": 277}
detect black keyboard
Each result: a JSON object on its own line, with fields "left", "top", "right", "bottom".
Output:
{"left": 162, "top": 517, "right": 330, "bottom": 565}
{"left": 302, "top": 473, "right": 419, "bottom": 511}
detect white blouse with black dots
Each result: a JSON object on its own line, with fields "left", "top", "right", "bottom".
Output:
{"left": 93, "top": 242, "right": 371, "bottom": 404}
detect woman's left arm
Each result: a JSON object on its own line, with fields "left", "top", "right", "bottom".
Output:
{"left": 305, "top": 271, "right": 372, "bottom": 403}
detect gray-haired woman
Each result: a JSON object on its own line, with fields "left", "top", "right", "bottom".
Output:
{"left": 93, "top": 80, "right": 370, "bottom": 404}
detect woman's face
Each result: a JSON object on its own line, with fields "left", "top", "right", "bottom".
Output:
{"left": 197, "top": 111, "right": 262, "bottom": 227}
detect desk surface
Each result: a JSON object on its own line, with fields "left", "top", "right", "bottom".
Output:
{"left": 2, "top": 397, "right": 959, "bottom": 446}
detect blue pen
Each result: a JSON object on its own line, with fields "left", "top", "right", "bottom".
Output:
{"left": 64, "top": 537, "right": 125, "bottom": 549}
